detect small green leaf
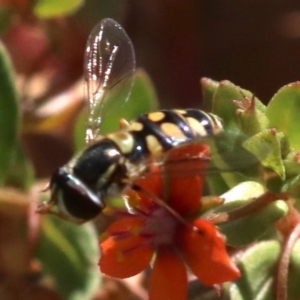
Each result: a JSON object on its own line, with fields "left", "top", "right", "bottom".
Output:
{"left": 236, "top": 105, "right": 269, "bottom": 137}
{"left": 208, "top": 131, "right": 262, "bottom": 188}
{"left": 221, "top": 181, "right": 265, "bottom": 203}
{"left": 34, "top": 0, "right": 84, "bottom": 18}
{"left": 36, "top": 216, "right": 101, "bottom": 300}
{"left": 282, "top": 173, "right": 300, "bottom": 201}
{"left": 212, "top": 182, "right": 288, "bottom": 246}
{"left": 219, "top": 200, "right": 287, "bottom": 246}
{"left": 284, "top": 151, "right": 300, "bottom": 177}
{"left": 74, "top": 69, "right": 159, "bottom": 151}
{"left": 4, "top": 143, "right": 34, "bottom": 190}
{"left": 289, "top": 239, "right": 300, "bottom": 298}
{"left": 266, "top": 82, "right": 300, "bottom": 149}
{"left": 0, "top": 42, "right": 19, "bottom": 185}
{"left": 212, "top": 80, "right": 265, "bottom": 133}
{"left": 243, "top": 130, "right": 286, "bottom": 179}
{"left": 200, "top": 77, "right": 219, "bottom": 112}
{"left": 230, "top": 241, "right": 281, "bottom": 300}
{"left": 205, "top": 172, "right": 229, "bottom": 196}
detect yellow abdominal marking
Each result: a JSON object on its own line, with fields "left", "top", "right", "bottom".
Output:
{"left": 186, "top": 117, "right": 207, "bottom": 136}
{"left": 96, "top": 163, "right": 117, "bottom": 189}
{"left": 129, "top": 122, "right": 143, "bottom": 131}
{"left": 174, "top": 109, "right": 186, "bottom": 114}
{"left": 146, "top": 135, "right": 164, "bottom": 156}
{"left": 147, "top": 111, "right": 165, "bottom": 122}
{"left": 160, "top": 123, "right": 186, "bottom": 140}
{"left": 210, "top": 115, "right": 223, "bottom": 133}
{"left": 107, "top": 132, "right": 134, "bottom": 154}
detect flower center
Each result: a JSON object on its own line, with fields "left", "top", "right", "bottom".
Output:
{"left": 141, "top": 205, "right": 179, "bottom": 248}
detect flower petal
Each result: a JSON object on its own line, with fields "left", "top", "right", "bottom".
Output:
{"left": 165, "top": 144, "right": 210, "bottom": 216}
{"left": 129, "top": 165, "right": 164, "bottom": 210}
{"left": 99, "top": 217, "right": 153, "bottom": 278}
{"left": 178, "top": 219, "right": 240, "bottom": 286}
{"left": 168, "top": 174, "right": 203, "bottom": 216}
{"left": 149, "top": 246, "right": 187, "bottom": 300}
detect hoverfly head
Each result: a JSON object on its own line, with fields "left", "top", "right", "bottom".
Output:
{"left": 39, "top": 167, "right": 105, "bottom": 223}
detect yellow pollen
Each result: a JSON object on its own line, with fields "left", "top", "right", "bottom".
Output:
{"left": 102, "top": 206, "right": 114, "bottom": 216}
{"left": 117, "top": 252, "right": 125, "bottom": 262}
{"left": 131, "top": 225, "right": 141, "bottom": 236}
{"left": 99, "top": 232, "right": 109, "bottom": 242}
{"left": 126, "top": 189, "right": 140, "bottom": 207}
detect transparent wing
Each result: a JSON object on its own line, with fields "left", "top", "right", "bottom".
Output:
{"left": 128, "top": 131, "right": 269, "bottom": 186}
{"left": 84, "top": 18, "right": 136, "bottom": 144}
{"left": 164, "top": 131, "right": 260, "bottom": 173}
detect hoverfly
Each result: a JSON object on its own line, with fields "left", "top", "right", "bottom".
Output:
{"left": 37, "top": 19, "right": 251, "bottom": 223}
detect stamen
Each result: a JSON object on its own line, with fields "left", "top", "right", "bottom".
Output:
{"left": 133, "top": 184, "right": 191, "bottom": 228}
{"left": 109, "top": 231, "right": 132, "bottom": 239}
{"left": 133, "top": 207, "right": 151, "bottom": 217}
{"left": 122, "top": 244, "right": 144, "bottom": 255}
{"left": 140, "top": 232, "right": 155, "bottom": 239}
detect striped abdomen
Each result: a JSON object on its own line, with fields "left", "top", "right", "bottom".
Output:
{"left": 107, "top": 109, "right": 223, "bottom": 163}
{"left": 50, "top": 109, "right": 223, "bottom": 221}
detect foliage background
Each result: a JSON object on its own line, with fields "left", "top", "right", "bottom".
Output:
{"left": 3, "top": 0, "right": 300, "bottom": 176}
{"left": 1, "top": 0, "right": 300, "bottom": 299}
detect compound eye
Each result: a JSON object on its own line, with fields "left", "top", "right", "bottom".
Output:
{"left": 54, "top": 169, "right": 105, "bottom": 221}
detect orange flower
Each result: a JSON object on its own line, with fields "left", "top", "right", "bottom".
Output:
{"left": 99, "top": 144, "right": 240, "bottom": 300}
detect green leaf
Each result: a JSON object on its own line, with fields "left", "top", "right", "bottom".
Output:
{"left": 230, "top": 241, "right": 281, "bottom": 300}
{"left": 221, "top": 181, "right": 265, "bottom": 203}
{"left": 289, "top": 239, "right": 300, "bottom": 298}
{"left": 205, "top": 172, "right": 229, "bottom": 196}
{"left": 212, "top": 80, "right": 265, "bottom": 133}
{"left": 36, "top": 216, "right": 101, "bottom": 300}
{"left": 200, "top": 77, "right": 219, "bottom": 112}
{"left": 100, "top": 69, "right": 159, "bottom": 134}
{"left": 207, "top": 131, "right": 262, "bottom": 188}
{"left": 4, "top": 143, "right": 34, "bottom": 190}
{"left": 243, "top": 130, "right": 286, "bottom": 179}
{"left": 213, "top": 182, "right": 288, "bottom": 246}
{"left": 284, "top": 151, "right": 300, "bottom": 177}
{"left": 0, "top": 42, "right": 19, "bottom": 185}
{"left": 219, "top": 200, "right": 287, "bottom": 246}
{"left": 282, "top": 172, "right": 300, "bottom": 201}
{"left": 34, "top": 0, "right": 84, "bottom": 18}
{"left": 236, "top": 106, "right": 269, "bottom": 137}
{"left": 266, "top": 82, "right": 300, "bottom": 149}
{"left": 74, "top": 69, "right": 159, "bottom": 151}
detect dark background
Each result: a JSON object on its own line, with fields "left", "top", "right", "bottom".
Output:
{"left": 107, "top": 1, "right": 300, "bottom": 107}
{"left": 3, "top": 0, "right": 300, "bottom": 176}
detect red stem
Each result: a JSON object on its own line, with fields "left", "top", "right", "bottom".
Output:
{"left": 276, "top": 223, "right": 300, "bottom": 300}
